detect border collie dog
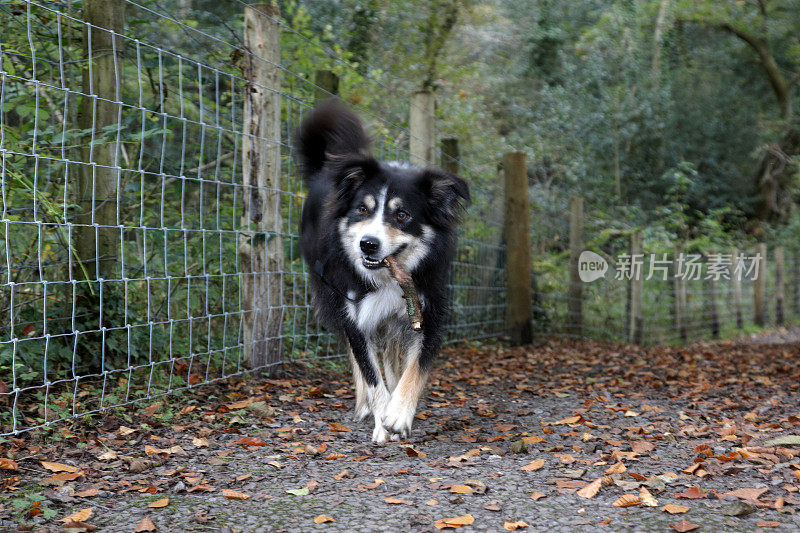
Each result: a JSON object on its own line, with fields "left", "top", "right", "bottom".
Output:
{"left": 296, "top": 102, "right": 470, "bottom": 443}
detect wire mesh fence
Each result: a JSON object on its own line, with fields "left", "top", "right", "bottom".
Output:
{"left": 529, "top": 194, "right": 800, "bottom": 345}
{"left": 1, "top": 1, "right": 795, "bottom": 438}
{"left": 0, "top": 1, "right": 505, "bottom": 435}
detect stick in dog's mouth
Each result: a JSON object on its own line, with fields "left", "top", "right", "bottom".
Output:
{"left": 382, "top": 256, "right": 423, "bottom": 330}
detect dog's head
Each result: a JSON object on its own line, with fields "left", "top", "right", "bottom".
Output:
{"left": 334, "top": 160, "right": 470, "bottom": 278}
{"left": 297, "top": 101, "right": 470, "bottom": 281}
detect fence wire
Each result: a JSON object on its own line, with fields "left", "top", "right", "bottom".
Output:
{"left": 0, "top": 1, "right": 505, "bottom": 435}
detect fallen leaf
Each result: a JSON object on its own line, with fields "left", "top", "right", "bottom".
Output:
{"left": 426, "top": 499, "right": 439, "bottom": 505}
{"left": 553, "top": 415, "right": 581, "bottom": 425}
{"left": 675, "top": 486, "right": 707, "bottom": 499}
{"left": 662, "top": 504, "right": 689, "bottom": 514}
{"left": 134, "top": 515, "right": 157, "bottom": 532}
{"left": 42, "top": 461, "right": 79, "bottom": 473}
{"left": 325, "top": 453, "right": 346, "bottom": 460}
{"left": 357, "top": 478, "right": 385, "bottom": 490}
{"left": 504, "top": 521, "right": 529, "bottom": 530}
{"left": 192, "top": 437, "right": 209, "bottom": 447}
{"left": 75, "top": 488, "right": 99, "bottom": 498}
{"left": 522, "top": 436, "right": 546, "bottom": 444}
{"left": 450, "top": 484, "right": 474, "bottom": 494}
{"left": 222, "top": 489, "right": 249, "bottom": 500}
{"left": 639, "top": 487, "right": 658, "bottom": 507}
{"left": 52, "top": 471, "right": 84, "bottom": 481}
{"left": 0, "top": 458, "right": 18, "bottom": 470}
{"left": 756, "top": 521, "right": 782, "bottom": 528}
{"left": 333, "top": 470, "right": 349, "bottom": 480}
{"left": 613, "top": 494, "right": 641, "bottom": 507}
{"left": 314, "top": 515, "right": 334, "bottom": 524}
{"left": 631, "top": 441, "right": 656, "bottom": 454}
{"left": 329, "top": 422, "right": 351, "bottom": 432}
{"left": 233, "top": 436, "right": 267, "bottom": 447}
{"left": 60, "top": 507, "right": 92, "bottom": 523}
{"left": 530, "top": 492, "right": 546, "bottom": 501}
{"left": 672, "top": 519, "right": 700, "bottom": 532}
{"left": 720, "top": 487, "right": 769, "bottom": 501}
{"left": 148, "top": 498, "right": 169, "bottom": 508}
{"left": 404, "top": 446, "right": 427, "bottom": 457}
{"left": 764, "top": 435, "right": 800, "bottom": 447}
{"left": 577, "top": 478, "right": 602, "bottom": 499}
{"left": 434, "top": 514, "right": 475, "bottom": 530}
{"left": 521, "top": 459, "right": 545, "bottom": 471}
{"left": 97, "top": 450, "right": 117, "bottom": 461}
{"left": 385, "top": 497, "right": 413, "bottom": 505}
{"left": 286, "top": 487, "right": 310, "bottom": 496}
{"left": 606, "top": 462, "right": 627, "bottom": 474}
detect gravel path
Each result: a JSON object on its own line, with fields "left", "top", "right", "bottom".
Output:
{"left": 2, "top": 335, "right": 799, "bottom": 532}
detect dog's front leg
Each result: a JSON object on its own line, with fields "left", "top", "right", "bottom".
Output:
{"left": 382, "top": 337, "right": 428, "bottom": 439}
{"left": 344, "top": 323, "right": 392, "bottom": 443}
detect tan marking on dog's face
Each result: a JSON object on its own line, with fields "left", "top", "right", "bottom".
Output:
{"left": 363, "top": 194, "right": 376, "bottom": 211}
{"left": 388, "top": 197, "right": 403, "bottom": 211}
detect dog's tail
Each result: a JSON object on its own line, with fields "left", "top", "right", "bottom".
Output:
{"left": 295, "top": 100, "right": 370, "bottom": 183}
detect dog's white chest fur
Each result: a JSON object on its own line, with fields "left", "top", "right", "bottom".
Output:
{"left": 349, "top": 282, "right": 406, "bottom": 332}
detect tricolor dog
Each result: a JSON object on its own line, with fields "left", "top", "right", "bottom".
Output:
{"left": 296, "top": 102, "right": 470, "bottom": 442}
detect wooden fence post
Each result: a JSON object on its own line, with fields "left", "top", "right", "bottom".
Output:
{"left": 754, "top": 242, "right": 767, "bottom": 327}
{"left": 76, "top": 0, "right": 125, "bottom": 281}
{"left": 314, "top": 69, "right": 339, "bottom": 100}
{"left": 409, "top": 90, "right": 435, "bottom": 166}
{"left": 629, "top": 232, "right": 643, "bottom": 344}
{"left": 441, "top": 138, "right": 459, "bottom": 175}
{"left": 503, "top": 151, "right": 532, "bottom": 345}
{"left": 775, "top": 246, "right": 785, "bottom": 326}
{"left": 567, "top": 196, "right": 583, "bottom": 336}
{"left": 732, "top": 247, "right": 743, "bottom": 329}
{"left": 240, "top": 4, "right": 284, "bottom": 369}
{"left": 794, "top": 249, "right": 800, "bottom": 319}
{"left": 708, "top": 253, "right": 719, "bottom": 339}
{"left": 674, "top": 245, "right": 687, "bottom": 343}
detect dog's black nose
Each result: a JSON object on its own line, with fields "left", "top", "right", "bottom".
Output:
{"left": 360, "top": 236, "right": 380, "bottom": 255}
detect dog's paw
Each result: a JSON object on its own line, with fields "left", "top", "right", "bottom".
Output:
{"left": 382, "top": 398, "right": 415, "bottom": 439}
{"left": 372, "top": 423, "right": 390, "bottom": 444}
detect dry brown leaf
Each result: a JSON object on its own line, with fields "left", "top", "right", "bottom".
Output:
{"left": 0, "top": 458, "right": 18, "bottom": 470}
{"left": 720, "top": 487, "right": 769, "bottom": 501}
{"left": 357, "top": 478, "right": 385, "bottom": 490}
{"left": 672, "top": 519, "right": 700, "bottom": 532}
{"left": 134, "top": 515, "right": 157, "bottom": 532}
{"left": 75, "top": 488, "right": 99, "bottom": 498}
{"left": 606, "top": 462, "right": 627, "bottom": 474}
{"left": 577, "top": 478, "right": 602, "bottom": 499}
{"left": 192, "top": 436, "right": 209, "bottom": 447}
{"left": 612, "top": 494, "right": 642, "bottom": 507}
{"left": 333, "top": 470, "right": 349, "bottom": 480}
{"left": 450, "top": 484, "right": 474, "bottom": 494}
{"left": 639, "top": 486, "right": 658, "bottom": 507}
{"left": 52, "top": 471, "right": 85, "bottom": 481}
{"left": 221, "top": 489, "right": 249, "bottom": 500}
{"left": 530, "top": 492, "right": 546, "bottom": 501}
{"left": 631, "top": 441, "right": 656, "bottom": 454}
{"left": 325, "top": 453, "right": 346, "bottom": 460}
{"left": 675, "top": 486, "right": 707, "bottom": 499}
{"left": 60, "top": 507, "right": 92, "bottom": 523}
{"left": 756, "top": 521, "right": 782, "bottom": 528}
{"left": 148, "top": 498, "right": 169, "bottom": 508}
{"left": 233, "top": 436, "right": 267, "bottom": 447}
{"left": 329, "top": 422, "right": 351, "bottom": 432}
{"left": 553, "top": 415, "right": 581, "bottom": 425}
{"left": 520, "top": 459, "right": 545, "bottom": 471}
{"left": 504, "top": 521, "right": 529, "bottom": 530}
{"left": 661, "top": 504, "right": 689, "bottom": 514}
{"left": 385, "top": 497, "right": 413, "bottom": 505}
{"left": 522, "top": 436, "right": 546, "bottom": 444}
{"left": 404, "top": 446, "right": 427, "bottom": 457}
{"left": 426, "top": 499, "right": 439, "bottom": 505}
{"left": 314, "top": 515, "right": 334, "bottom": 524}
{"left": 97, "top": 450, "right": 117, "bottom": 461}
{"left": 42, "top": 461, "right": 79, "bottom": 473}
{"left": 434, "top": 514, "right": 475, "bottom": 530}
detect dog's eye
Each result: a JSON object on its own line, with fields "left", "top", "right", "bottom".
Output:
{"left": 357, "top": 205, "right": 368, "bottom": 215}
{"left": 396, "top": 210, "right": 409, "bottom": 221}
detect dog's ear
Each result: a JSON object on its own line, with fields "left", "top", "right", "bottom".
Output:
{"left": 329, "top": 156, "right": 381, "bottom": 201}
{"left": 421, "top": 169, "right": 471, "bottom": 226}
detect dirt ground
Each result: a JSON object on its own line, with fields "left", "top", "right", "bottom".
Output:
{"left": 2, "top": 332, "right": 800, "bottom": 532}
